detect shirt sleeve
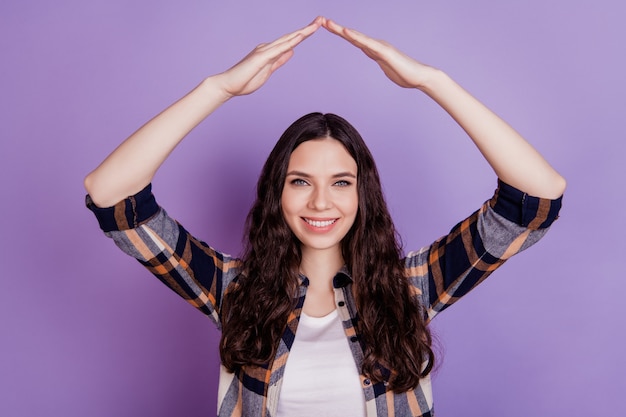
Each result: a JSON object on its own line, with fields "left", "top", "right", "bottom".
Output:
{"left": 404, "top": 179, "right": 562, "bottom": 322}
{"left": 85, "top": 184, "right": 241, "bottom": 328}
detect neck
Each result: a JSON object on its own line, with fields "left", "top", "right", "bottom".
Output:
{"left": 299, "top": 246, "right": 344, "bottom": 289}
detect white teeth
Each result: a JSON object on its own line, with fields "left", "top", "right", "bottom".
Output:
{"left": 305, "top": 219, "right": 336, "bottom": 227}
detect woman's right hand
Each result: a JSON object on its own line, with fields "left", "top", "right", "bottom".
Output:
{"left": 215, "top": 16, "right": 323, "bottom": 98}
{"left": 84, "top": 17, "right": 323, "bottom": 207}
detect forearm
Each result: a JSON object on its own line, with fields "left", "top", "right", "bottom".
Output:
{"left": 84, "top": 76, "right": 231, "bottom": 207}
{"left": 85, "top": 16, "right": 322, "bottom": 208}
{"left": 418, "top": 69, "right": 566, "bottom": 199}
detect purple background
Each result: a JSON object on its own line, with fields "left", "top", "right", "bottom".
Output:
{"left": 1, "top": 1, "right": 624, "bottom": 415}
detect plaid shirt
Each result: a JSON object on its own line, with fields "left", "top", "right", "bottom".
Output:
{"left": 87, "top": 180, "right": 561, "bottom": 417}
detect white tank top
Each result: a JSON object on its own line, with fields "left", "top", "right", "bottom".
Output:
{"left": 276, "top": 310, "right": 366, "bottom": 417}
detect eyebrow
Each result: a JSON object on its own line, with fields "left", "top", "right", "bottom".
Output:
{"left": 285, "top": 170, "right": 357, "bottom": 179}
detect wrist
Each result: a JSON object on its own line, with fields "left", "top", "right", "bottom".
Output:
{"left": 415, "top": 67, "right": 449, "bottom": 94}
{"left": 200, "top": 74, "right": 234, "bottom": 104}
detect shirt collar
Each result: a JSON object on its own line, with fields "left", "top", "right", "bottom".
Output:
{"left": 333, "top": 266, "right": 353, "bottom": 288}
{"left": 297, "top": 266, "right": 353, "bottom": 288}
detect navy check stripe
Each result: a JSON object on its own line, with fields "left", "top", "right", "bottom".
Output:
{"left": 87, "top": 179, "right": 562, "bottom": 416}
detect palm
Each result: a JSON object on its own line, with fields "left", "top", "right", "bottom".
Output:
{"left": 217, "top": 18, "right": 321, "bottom": 98}
{"left": 217, "top": 17, "right": 434, "bottom": 97}
{"left": 323, "top": 19, "right": 432, "bottom": 89}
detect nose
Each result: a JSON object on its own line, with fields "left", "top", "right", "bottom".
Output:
{"left": 308, "top": 186, "right": 332, "bottom": 210}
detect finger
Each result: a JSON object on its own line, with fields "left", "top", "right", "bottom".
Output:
{"left": 323, "top": 18, "right": 364, "bottom": 42}
{"left": 259, "top": 32, "right": 305, "bottom": 63}
{"left": 261, "top": 16, "right": 322, "bottom": 50}
{"left": 323, "top": 19, "right": 375, "bottom": 51}
{"left": 322, "top": 18, "right": 349, "bottom": 39}
{"left": 263, "top": 17, "right": 328, "bottom": 60}
{"left": 324, "top": 19, "right": 385, "bottom": 58}
{"left": 270, "top": 49, "right": 295, "bottom": 72}
{"left": 231, "top": 32, "right": 300, "bottom": 84}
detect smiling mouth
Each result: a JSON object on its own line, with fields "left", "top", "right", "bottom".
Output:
{"left": 303, "top": 218, "right": 338, "bottom": 228}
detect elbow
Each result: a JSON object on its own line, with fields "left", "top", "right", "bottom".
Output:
{"left": 83, "top": 172, "right": 94, "bottom": 194}
{"left": 83, "top": 171, "right": 101, "bottom": 199}
{"left": 83, "top": 171, "right": 95, "bottom": 197}
{"left": 542, "top": 173, "right": 566, "bottom": 200}
{"left": 553, "top": 174, "right": 567, "bottom": 198}
{"left": 83, "top": 171, "right": 108, "bottom": 207}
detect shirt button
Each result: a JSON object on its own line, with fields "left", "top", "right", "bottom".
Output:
{"left": 338, "top": 301, "right": 345, "bottom": 307}
{"left": 350, "top": 336, "right": 358, "bottom": 343}
{"left": 363, "top": 379, "right": 371, "bottom": 386}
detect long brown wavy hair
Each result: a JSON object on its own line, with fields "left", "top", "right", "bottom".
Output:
{"left": 220, "top": 113, "right": 434, "bottom": 391}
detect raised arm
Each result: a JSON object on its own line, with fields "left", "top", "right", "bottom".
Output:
{"left": 323, "top": 18, "right": 566, "bottom": 199}
{"left": 84, "top": 17, "right": 323, "bottom": 207}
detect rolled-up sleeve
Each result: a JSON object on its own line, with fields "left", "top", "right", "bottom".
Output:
{"left": 86, "top": 184, "right": 241, "bottom": 327}
{"left": 405, "top": 180, "right": 562, "bottom": 321}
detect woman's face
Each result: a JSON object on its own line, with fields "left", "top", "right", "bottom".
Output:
{"left": 281, "top": 138, "right": 359, "bottom": 256}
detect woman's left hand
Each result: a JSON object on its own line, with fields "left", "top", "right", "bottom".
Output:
{"left": 322, "top": 18, "right": 435, "bottom": 89}
{"left": 322, "top": 17, "right": 566, "bottom": 199}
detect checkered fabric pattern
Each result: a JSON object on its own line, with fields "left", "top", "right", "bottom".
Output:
{"left": 87, "top": 179, "right": 561, "bottom": 416}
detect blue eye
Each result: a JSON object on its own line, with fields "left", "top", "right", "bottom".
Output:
{"left": 291, "top": 179, "right": 309, "bottom": 186}
{"left": 334, "top": 180, "right": 352, "bottom": 187}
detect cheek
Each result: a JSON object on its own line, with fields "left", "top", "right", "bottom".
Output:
{"left": 281, "top": 186, "right": 312, "bottom": 211}
{"left": 343, "top": 190, "right": 359, "bottom": 216}
{"left": 280, "top": 189, "right": 303, "bottom": 225}
{"left": 280, "top": 188, "right": 293, "bottom": 215}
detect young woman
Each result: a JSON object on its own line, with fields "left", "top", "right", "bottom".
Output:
{"left": 85, "top": 17, "right": 565, "bottom": 417}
